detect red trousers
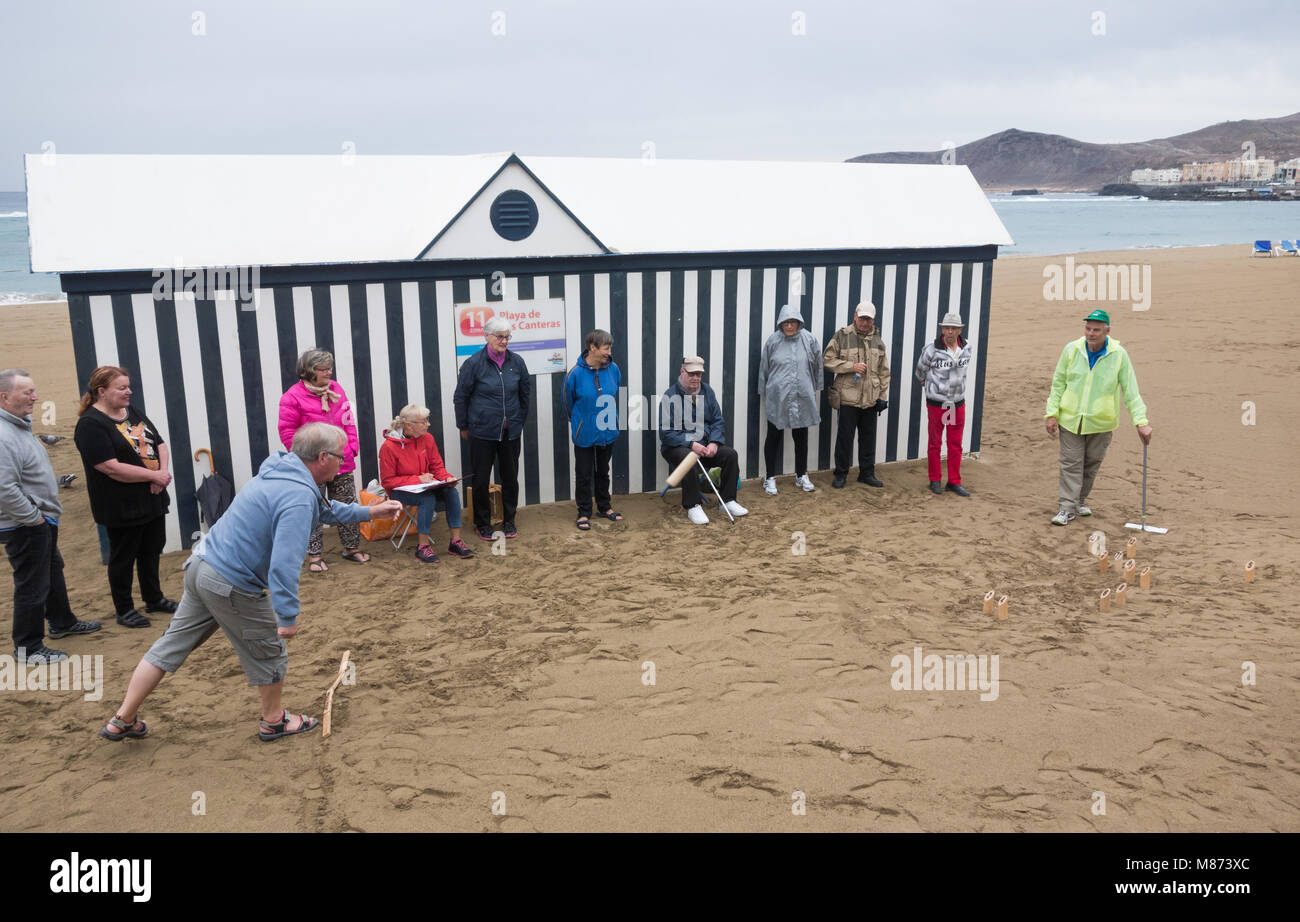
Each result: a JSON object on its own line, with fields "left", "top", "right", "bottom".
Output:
{"left": 926, "top": 402, "right": 965, "bottom": 484}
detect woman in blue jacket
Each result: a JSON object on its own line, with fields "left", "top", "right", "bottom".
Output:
{"left": 563, "top": 329, "right": 622, "bottom": 530}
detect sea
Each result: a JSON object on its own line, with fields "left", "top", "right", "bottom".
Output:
{"left": 2, "top": 189, "right": 1299, "bottom": 305}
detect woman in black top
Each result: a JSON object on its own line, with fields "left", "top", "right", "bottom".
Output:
{"left": 73, "top": 366, "right": 176, "bottom": 628}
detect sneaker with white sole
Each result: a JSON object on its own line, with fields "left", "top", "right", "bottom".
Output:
{"left": 1050, "top": 509, "right": 1076, "bottom": 526}
{"left": 1077, "top": 505, "right": 1092, "bottom": 516}
{"left": 724, "top": 500, "right": 749, "bottom": 517}
{"left": 794, "top": 474, "right": 815, "bottom": 492}
{"left": 686, "top": 505, "right": 709, "bottom": 525}
{"left": 763, "top": 477, "right": 778, "bottom": 495}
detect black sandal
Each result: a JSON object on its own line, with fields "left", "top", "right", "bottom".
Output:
{"left": 576, "top": 516, "right": 591, "bottom": 531}
{"left": 116, "top": 610, "right": 151, "bottom": 629}
{"left": 258, "top": 709, "right": 319, "bottom": 742}
{"left": 100, "top": 714, "right": 148, "bottom": 741}
{"left": 598, "top": 510, "right": 624, "bottom": 522}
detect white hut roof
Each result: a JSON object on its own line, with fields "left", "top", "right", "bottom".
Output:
{"left": 25, "top": 153, "right": 1012, "bottom": 273}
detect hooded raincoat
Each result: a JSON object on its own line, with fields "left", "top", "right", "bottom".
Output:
{"left": 757, "top": 304, "right": 823, "bottom": 430}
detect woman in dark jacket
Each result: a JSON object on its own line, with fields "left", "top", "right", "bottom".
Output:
{"left": 453, "top": 317, "right": 531, "bottom": 541}
{"left": 563, "top": 329, "right": 623, "bottom": 530}
{"left": 73, "top": 366, "right": 176, "bottom": 628}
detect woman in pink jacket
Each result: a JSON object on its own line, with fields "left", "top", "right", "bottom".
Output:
{"left": 278, "top": 349, "right": 366, "bottom": 571}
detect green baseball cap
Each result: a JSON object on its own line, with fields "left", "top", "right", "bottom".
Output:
{"left": 1083, "top": 309, "right": 1110, "bottom": 324}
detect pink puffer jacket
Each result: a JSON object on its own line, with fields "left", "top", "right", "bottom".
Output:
{"left": 277, "top": 380, "right": 361, "bottom": 474}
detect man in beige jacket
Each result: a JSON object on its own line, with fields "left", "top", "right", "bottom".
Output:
{"left": 823, "top": 303, "right": 891, "bottom": 488}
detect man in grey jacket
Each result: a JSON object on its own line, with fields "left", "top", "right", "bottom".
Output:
{"left": 0, "top": 369, "right": 101, "bottom": 664}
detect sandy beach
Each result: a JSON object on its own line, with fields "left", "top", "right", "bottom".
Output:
{"left": 1, "top": 244, "right": 1296, "bottom": 832}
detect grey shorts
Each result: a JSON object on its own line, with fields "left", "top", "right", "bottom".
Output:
{"left": 143, "top": 556, "right": 288, "bottom": 686}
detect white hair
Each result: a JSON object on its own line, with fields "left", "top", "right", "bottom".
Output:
{"left": 388, "top": 404, "right": 431, "bottom": 434}
{"left": 0, "top": 369, "right": 31, "bottom": 394}
{"left": 483, "top": 316, "right": 512, "bottom": 337}
{"left": 291, "top": 422, "right": 346, "bottom": 462}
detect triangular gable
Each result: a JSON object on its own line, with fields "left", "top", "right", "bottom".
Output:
{"left": 417, "top": 154, "right": 608, "bottom": 260}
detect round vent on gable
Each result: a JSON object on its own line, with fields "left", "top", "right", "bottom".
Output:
{"left": 489, "top": 189, "right": 539, "bottom": 241}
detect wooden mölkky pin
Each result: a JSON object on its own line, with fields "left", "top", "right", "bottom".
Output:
{"left": 983, "top": 590, "right": 995, "bottom": 615}
{"left": 1122, "top": 559, "right": 1136, "bottom": 581}
{"left": 1115, "top": 583, "right": 1127, "bottom": 607}
{"left": 1099, "top": 588, "right": 1111, "bottom": 613}
{"left": 1125, "top": 535, "right": 1137, "bottom": 559}
{"left": 1139, "top": 566, "right": 1151, "bottom": 589}
{"left": 322, "top": 649, "right": 353, "bottom": 739}
{"left": 996, "top": 595, "right": 1009, "bottom": 621}
{"left": 1098, "top": 551, "right": 1110, "bottom": 573}
{"left": 1244, "top": 561, "right": 1255, "bottom": 583}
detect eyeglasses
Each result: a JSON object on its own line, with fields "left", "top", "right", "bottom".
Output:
{"left": 489, "top": 333, "right": 512, "bottom": 341}
{"left": 684, "top": 371, "right": 703, "bottom": 377}
{"left": 325, "top": 451, "right": 345, "bottom": 461}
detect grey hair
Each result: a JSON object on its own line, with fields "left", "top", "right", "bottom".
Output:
{"left": 0, "top": 369, "right": 31, "bottom": 394}
{"left": 584, "top": 329, "right": 613, "bottom": 351}
{"left": 295, "top": 348, "right": 334, "bottom": 382}
{"left": 291, "top": 422, "right": 346, "bottom": 462}
{"left": 387, "top": 403, "right": 431, "bottom": 434}
{"left": 483, "top": 316, "right": 512, "bottom": 337}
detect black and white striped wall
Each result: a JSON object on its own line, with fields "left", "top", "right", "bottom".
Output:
{"left": 64, "top": 247, "right": 996, "bottom": 552}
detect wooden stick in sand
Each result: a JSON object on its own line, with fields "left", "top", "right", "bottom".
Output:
{"left": 983, "top": 590, "right": 995, "bottom": 615}
{"left": 322, "top": 649, "right": 352, "bottom": 739}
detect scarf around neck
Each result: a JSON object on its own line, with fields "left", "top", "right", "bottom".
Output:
{"left": 304, "top": 380, "right": 340, "bottom": 413}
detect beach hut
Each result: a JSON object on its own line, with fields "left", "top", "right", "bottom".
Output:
{"left": 25, "top": 153, "right": 1013, "bottom": 551}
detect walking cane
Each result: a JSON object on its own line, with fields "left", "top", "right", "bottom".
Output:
{"left": 659, "top": 451, "right": 735, "bottom": 524}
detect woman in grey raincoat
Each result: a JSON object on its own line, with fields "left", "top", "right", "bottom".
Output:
{"left": 758, "top": 303, "right": 823, "bottom": 494}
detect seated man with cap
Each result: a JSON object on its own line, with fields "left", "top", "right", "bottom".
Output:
{"left": 658, "top": 356, "right": 748, "bottom": 525}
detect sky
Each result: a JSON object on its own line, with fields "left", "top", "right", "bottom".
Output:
{"left": 1, "top": 0, "right": 1297, "bottom": 191}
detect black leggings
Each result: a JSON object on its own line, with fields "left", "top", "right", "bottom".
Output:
{"left": 764, "top": 422, "right": 809, "bottom": 478}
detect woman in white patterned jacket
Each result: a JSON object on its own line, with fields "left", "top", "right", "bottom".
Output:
{"left": 914, "top": 312, "right": 973, "bottom": 497}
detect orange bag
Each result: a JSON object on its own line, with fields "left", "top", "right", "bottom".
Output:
{"left": 358, "top": 490, "right": 398, "bottom": 541}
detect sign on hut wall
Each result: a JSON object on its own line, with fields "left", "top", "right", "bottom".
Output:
{"left": 455, "top": 298, "right": 568, "bottom": 375}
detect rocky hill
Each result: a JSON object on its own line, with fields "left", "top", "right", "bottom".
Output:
{"left": 849, "top": 112, "right": 1300, "bottom": 191}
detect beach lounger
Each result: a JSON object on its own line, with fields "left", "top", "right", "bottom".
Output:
{"left": 1253, "top": 240, "right": 1273, "bottom": 256}
{"left": 1279, "top": 240, "right": 1299, "bottom": 255}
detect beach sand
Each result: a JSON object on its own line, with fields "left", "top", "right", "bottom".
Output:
{"left": 1, "top": 244, "right": 1296, "bottom": 832}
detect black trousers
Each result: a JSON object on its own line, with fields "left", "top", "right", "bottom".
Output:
{"left": 0, "top": 522, "right": 76, "bottom": 652}
{"left": 574, "top": 442, "right": 615, "bottom": 518}
{"left": 661, "top": 445, "right": 739, "bottom": 509}
{"left": 834, "top": 405, "right": 879, "bottom": 477}
{"left": 763, "top": 422, "right": 810, "bottom": 478}
{"left": 469, "top": 434, "right": 522, "bottom": 529}
{"left": 105, "top": 515, "right": 167, "bottom": 615}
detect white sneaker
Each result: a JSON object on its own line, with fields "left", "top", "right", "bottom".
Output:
{"left": 1077, "top": 504, "right": 1092, "bottom": 516}
{"left": 794, "top": 474, "right": 815, "bottom": 492}
{"left": 763, "top": 477, "right": 777, "bottom": 495}
{"left": 1050, "top": 509, "right": 1076, "bottom": 526}
{"left": 686, "top": 505, "right": 709, "bottom": 525}
{"left": 724, "top": 500, "right": 749, "bottom": 517}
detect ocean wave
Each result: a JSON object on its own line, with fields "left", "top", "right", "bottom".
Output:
{"left": 0, "top": 211, "right": 28, "bottom": 218}
{"left": 0, "top": 291, "right": 65, "bottom": 306}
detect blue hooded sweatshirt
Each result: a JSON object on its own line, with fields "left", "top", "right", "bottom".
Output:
{"left": 196, "top": 451, "right": 371, "bottom": 626}
{"left": 563, "top": 354, "right": 622, "bottom": 447}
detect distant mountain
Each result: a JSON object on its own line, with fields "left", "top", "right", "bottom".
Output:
{"left": 848, "top": 112, "right": 1300, "bottom": 191}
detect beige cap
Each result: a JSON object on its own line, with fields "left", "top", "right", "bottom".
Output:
{"left": 855, "top": 302, "right": 876, "bottom": 319}
{"left": 940, "top": 311, "right": 964, "bottom": 327}
{"left": 682, "top": 355, "right": 705, "bottom": 373}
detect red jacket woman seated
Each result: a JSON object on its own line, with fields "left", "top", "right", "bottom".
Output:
{"left": 378, "top": 404, "right": 474, "bottom": 564}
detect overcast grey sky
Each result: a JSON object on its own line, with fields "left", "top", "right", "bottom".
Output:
{"left": 2, "top": 0, "right": 1296, "bottom": 190}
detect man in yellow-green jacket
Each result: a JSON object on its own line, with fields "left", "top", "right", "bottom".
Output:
{"left": 1044, "top": 309, "right": 1153, "bottom": 526}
